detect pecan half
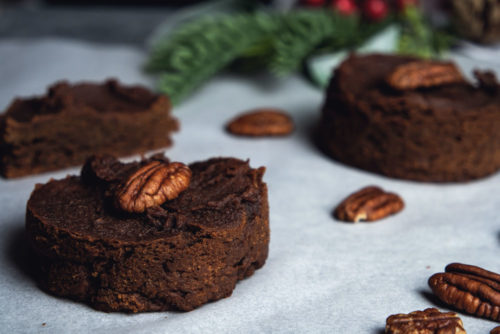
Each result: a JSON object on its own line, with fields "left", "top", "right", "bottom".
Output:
{"left": 387, "top": 61, "right": 465, "bottom": 90}
{"left": 226, "top": 108, "right": 294, "bottom": 137}
{"left": 428, "top": 263, "right": 500, "bottom": 322}
{"left": 334, "top": 186, "right": 404, "bottom": 222}
{"left": 115, "top": 161, "right": 191, "bottom": 213}
{"left": 492, "top": 326, "right": 500, "bottom": 334}
{"left": 386, "top": 308, "right": 466, "bottom": 334}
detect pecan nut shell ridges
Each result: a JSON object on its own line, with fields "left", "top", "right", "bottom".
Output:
{"left": 429, "top": 263, "right": 500, "bottom": 322}
{"left": 385, "top": 308, "right": 466, "bottom": 334}
{"left": 226, "top": 108, "right": 294, "bottom": 137}
{"left": 115, "top": 160, "right": 192, "bottom": 213}
{"left": 387, "top": 61, "right": 465, "bottom": 90}
{"left": 334, "top": 186, "right": 404, "bottom": 222}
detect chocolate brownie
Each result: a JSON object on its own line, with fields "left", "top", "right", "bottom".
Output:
{"left": 26, "top": 154, "right": 269, "bottom": 313}
{"left": 0, "top": 79, "right": 178, "bottom": 178}
{"left": 319, "top": 54, "right": 500, "bottom": 182}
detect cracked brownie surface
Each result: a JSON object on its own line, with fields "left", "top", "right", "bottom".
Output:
{"left": 26, "top": 154, "right": 269, "bottom": 312}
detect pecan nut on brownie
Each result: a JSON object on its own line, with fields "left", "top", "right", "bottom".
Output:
{"left": 25, "top": 154, "right": 269, "bottom": 312}
{"left": 0, "top": 79, "right": 178, "bottom": 178}
{"left": 319, "top": 54, "right": 500, "bottom": 182}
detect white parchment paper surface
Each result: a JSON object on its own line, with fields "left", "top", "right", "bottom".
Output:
{"left": 0, "top": 38, "right": 499, "bottom": 333}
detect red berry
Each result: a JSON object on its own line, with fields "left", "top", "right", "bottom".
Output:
{"left": 363, "top": 0, "right": 388, "bottom": 21}
{"left": 395, "top": 0, "right": 418, "bottom": 11}
{"left": 300, "top": 0, "right": 326, "bottom": 7}
{"left": 332, "top": 0, "right": 358, "bottom": 15}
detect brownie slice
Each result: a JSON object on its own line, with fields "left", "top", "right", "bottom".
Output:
{"left": 319, "top": 54, "right": 500, "bottom": 182}
{"left": 0, "top": 79, "right": 178, "bottom": 178}
{"left": 26, "top": 154, "right": 269, "bottom": 313}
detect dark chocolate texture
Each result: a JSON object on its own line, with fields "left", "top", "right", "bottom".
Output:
{"left": 26, "top": 155, "right": 269, "bottom": 312}
{"left": 0, "top": 79, "right": 178, "bottom": 178}
{"left": 319, "top": 54, "right": 500, "bottom": 182}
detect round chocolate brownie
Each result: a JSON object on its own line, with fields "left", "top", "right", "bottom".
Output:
{"left": 26, "top": 154, "right": 269, "bottom": 312}
{"left": 319, "top": 54, "right": 500, "bottom": 182}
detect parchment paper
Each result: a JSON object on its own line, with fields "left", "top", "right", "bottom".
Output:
{"left": 0, "top": 38, "right": 499, "bottom": 333}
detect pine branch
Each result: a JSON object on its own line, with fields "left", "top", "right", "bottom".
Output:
{"left": 271, "top": 11, "right": 393, "bottom": 76}
{"left": 397, "top": 6, "right": 455, "bottom": 58}
{"left": 147, "top": 12, "right": 279, "bottom": 105}
{"left": 270, "top": 10, "right": 343, "bottom": 75}
{"left": 146, "top": 7, "right": 454, "bottom": 104}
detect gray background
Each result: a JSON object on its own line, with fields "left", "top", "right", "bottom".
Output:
{"left": 0, "top": 1, "right": 499, "bottom": 333}
{"left": 0, "top": 0, "right": 182, "bottom": 45}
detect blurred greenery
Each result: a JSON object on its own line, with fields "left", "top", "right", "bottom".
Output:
{"left": 147, "top": 6, "right": 455, "bottom": 105}
{"left": 397, "top": 6, "right": 455, "bottom": 58}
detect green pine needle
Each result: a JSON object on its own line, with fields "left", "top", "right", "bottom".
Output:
{"left": 397, "top": 6, "right": 455, "bottom": 58}
{"left": 270, "top": 10, "right": 344, "bottom": 76}
{"left": 147, "top": 7, "right": 454, "bottom": 105}
{"left": 147, "top": 12, "right": 279, "bottom": 105}
{"left": 147, "top": 10, "right": 373, "bottom": 104}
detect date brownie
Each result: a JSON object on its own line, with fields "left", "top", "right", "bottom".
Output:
{"left": 319, "top": 54, "right": 500, "bottom": 182}
{"left": 25, "top": 154, "right": 269, "bottom": 313}
{"left": 0, "top": 79, "right": 178, "bottom": 178}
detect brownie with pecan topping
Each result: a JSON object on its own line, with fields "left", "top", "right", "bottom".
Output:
{"left": 26, "top": 154, "right": 269, "bottom": 313}
{"left": 319, "top": 54, "right": 500, "bottom": 182}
